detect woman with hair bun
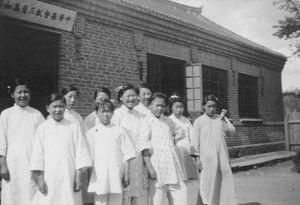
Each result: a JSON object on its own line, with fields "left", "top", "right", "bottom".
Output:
{"left": 60, "top": 85, "right": 84, "bottom": 132}
{"left": 0, "top": 79, "right": 44, "bottom": 205}
{"left": 112, "top": 84, "right": 148, "bottom": 205}
{"left": 168, "top": 94, "right": 198, "bottom": 181}
{"left": 190, "top": 94, "right": 237, "bottom": 205}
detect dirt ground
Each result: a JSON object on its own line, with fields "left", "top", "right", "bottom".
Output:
{"left": 188, "top": 160, "right": 300, "bottom": 205}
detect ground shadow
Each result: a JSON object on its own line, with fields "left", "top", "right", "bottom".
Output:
{"left": 239, "top": 203, "right": 262, "bottom": 205}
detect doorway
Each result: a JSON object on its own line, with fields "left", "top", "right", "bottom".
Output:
{"left": 0, "top": 21, "right": 59, "bottom": 115}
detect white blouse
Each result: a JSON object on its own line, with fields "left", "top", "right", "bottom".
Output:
{"left": 0, "top": 104, "right": 44, "bottom": 205}
{"left": 30, "top": 117, "right": 92, "bottom": 205}
{"left": 169, "top": 114, "right": 192, "bottom": 152}
{"left": 86, "top": 123, "right": 136, "bottom": 195}
{"left": 64, "top": 109, "right": 84, "bottom": 132}
{"left": 134, "top": 102, "right": 151, "bottom": 118}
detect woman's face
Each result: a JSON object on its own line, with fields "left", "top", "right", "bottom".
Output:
{"left": 203, "top": 100, "right": 217, "bottom": 117}
{"left": 150, "top": 97, "right": 166, "bottom": 118}
{"left": 97, "top": 107, "right": 113, "bottom": 125}
{"left": 47, "top": 100, "right": 66, "bottom": 122}
{"left": 172, "top": 101, "right": 184, "bottom": 118}
{"left": 64, "top": 90, "right": 78, "bottom": 110}
{"left": 12, "top": 85, "right": 30, "bottom": 107}
{"left": 139, "top": 88, "right": 152, "bottom": 106}
{"left": 95, "top": 92, "right": 110, "bottom": 107}
{"left": 120, "top": 89, "right": 137, "bottom": 110}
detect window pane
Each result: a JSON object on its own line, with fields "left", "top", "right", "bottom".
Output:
{"left": 194, "top": 77, "right": 201, "bottom": 87}
{"left": 195, "top": 100, "right": 202, "bottom": 111}
{"left": 187, "top": 89, "right": 194, "bottom": 99}
{"left": 187, "top": 100, "right": 194, "bottom": 111}
{"left": 194, "top": 88, "right": 201, "bottom": 99}
{"left": 193, "top": 66, "right": 200, "bottom": 76}
{"left": 186, "top": 66, "right": 193, "bottom": 77}
{"left": 186, "top": 78, "right": 193, "bottom": 88}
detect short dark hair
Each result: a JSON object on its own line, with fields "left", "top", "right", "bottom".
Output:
{"left": 46, "top": 93, "right": 66, "bottom": 106}
{"left": 8, "top": 78, "right": 30, "bottom": 94}
{"left": 115, "top": 83, "right": 138, "bottom": 103}
{"left": 97, "top": 99, "right": 115, "bottom": 112}
{"left": 93, "top": 87, "right": 111, "bottom": 100}
{"left": 148, "top": 92, "right": 168, "bottom": 105}
{"left": 60, "top": 85, "right": 79, "bottom": 96}
{"left": 203, "top": 94, "right": 220, "bottom": 106}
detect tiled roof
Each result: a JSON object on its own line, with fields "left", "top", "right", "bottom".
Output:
{"left": 110, "top": 0, "right": 286, "bottom": 58}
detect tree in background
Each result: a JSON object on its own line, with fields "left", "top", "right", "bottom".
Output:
{"left": 273, "top": 0, "right": 300, "bottom": 56}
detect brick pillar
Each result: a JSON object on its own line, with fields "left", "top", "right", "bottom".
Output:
{"left": 228, "top": 57, "right": 239, "bottom": 122}
{"left": 133, "top": 30, "right": 146, "bottom": 81}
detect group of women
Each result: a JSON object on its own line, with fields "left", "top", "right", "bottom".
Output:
{"left": 0, "top": 79, "right": 237, "bottom": 205}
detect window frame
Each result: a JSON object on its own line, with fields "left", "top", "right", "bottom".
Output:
{"left": 238, "top": 73, "right": 259, "bottom": 118}
{"left": 202, "top": 65, "right": 228, "bottom": 112}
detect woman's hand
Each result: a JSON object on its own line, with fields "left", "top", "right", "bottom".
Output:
{"left": 73, "top": 170, "right": 82, "bottom": 192}
{"left": 122, "top": 169, "right": 130, "bottom": 188}
{"left": 195, "top": 157, "right": 202, "bottom": 173}
{"left": 32, "top": 171, "right": 48, "bottom": 195}
{"left": 37, "top": 177, "right": 48, "bottom": 195}
{"left": 148, "top": 166, "right": 157, "bottom": 180}
{"left": 0, "top": 159, "right": 10, "bottom": 182}
{"left": 220, "top": 109, "right": 227, "bottom": 120}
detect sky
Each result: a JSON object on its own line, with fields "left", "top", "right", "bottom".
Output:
{"left": 171, "top": 0, "right": 300, "bottom": 91}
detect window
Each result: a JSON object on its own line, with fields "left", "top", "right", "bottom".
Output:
{"left": 185, "top": 65, "right": 202, "bottom": 112}
{"left": 202, "top": 65, "right": 227, "bottom": 111}
{"left": 147, "top": 54, "right": 186, "bottom": 97}
{"left": 238, "top": 73, "right": 258, "bottom": 118}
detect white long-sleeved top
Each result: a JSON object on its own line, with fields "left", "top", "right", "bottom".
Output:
{"left": 112, "top": 105, "right": 149, "bottom": 196}
{"left": 0, "top": 104, "right": 44, "bottom": 205}
{"left": 30, "top": 117, "right": 92, "bottom": 205}
{"left": 134, "top": 102, "right": 151, "bottom": 118}
{"left": 190, "top": 114, "right": 237, "bottom": 205}
{"left": 86, "top": 122, "right": 136, "bottom": 195}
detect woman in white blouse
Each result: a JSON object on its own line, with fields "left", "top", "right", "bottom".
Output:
{"left": 0, "top": 79, "right": 44, "bottom": 205}
{"left": 168, "top": 94, "right": 198, "bottom": 181}
{"left": 112, "top": 84, "right": 149, "bottom": 205}
{"left": 84, "top": 87, "right": 111, "bottom": 134}
{"left": 60, "top": 85, "right": 84, "bottom": 132}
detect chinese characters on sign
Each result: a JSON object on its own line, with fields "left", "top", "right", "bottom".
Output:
{"left": 0, "top": 0, "right": 76, "bottom": 32}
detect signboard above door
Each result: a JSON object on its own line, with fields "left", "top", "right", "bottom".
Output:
{"left": 0, "top": 0, "right": 76, "bottom": 32}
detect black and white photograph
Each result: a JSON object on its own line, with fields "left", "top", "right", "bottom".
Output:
{"left": 0, "top": 0, "right": 300, "bottom": 205}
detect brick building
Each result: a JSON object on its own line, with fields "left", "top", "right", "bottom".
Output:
{"left": 0, "top": 0, "right": 287, "bottom": 157}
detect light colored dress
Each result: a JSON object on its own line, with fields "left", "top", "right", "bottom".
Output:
{"left": 30, "top": 117, "right": 92, "bottom": 205}
{"left": 84, "top": 111, "right": 98, "bottom": 134}
{"left": 134, "top": 102, "right": 151, "bottom": 118}
{"left": 64, "top": 108, "right": 84, "bottom": 132}
{"left": 112, "top": 105, "right": 149, "bottom": 198}
{"left": 86, "top": 122, "right": 136, "bottom": 194}
{"left": 0, "top": 104, "right": 44, "bottom": 205}
{"left": 140, "top": 114, "right": 185, "bottom": 187}
{"left": 169, "top": 114, "right": 198, "bottom": 180}
{"left": 64, "top": 108, "right": 94, "bottom": 204}
{"left": 190, "top": 113, "right": 237, "bottom": 205}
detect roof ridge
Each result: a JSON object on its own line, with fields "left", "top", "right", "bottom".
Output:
{"left": 107, "top": 0, "right": 286, "bottom": 58}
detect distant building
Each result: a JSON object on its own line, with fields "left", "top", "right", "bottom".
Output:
{"left": 0, "top": 0, "right": 287, "bottom": 157}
